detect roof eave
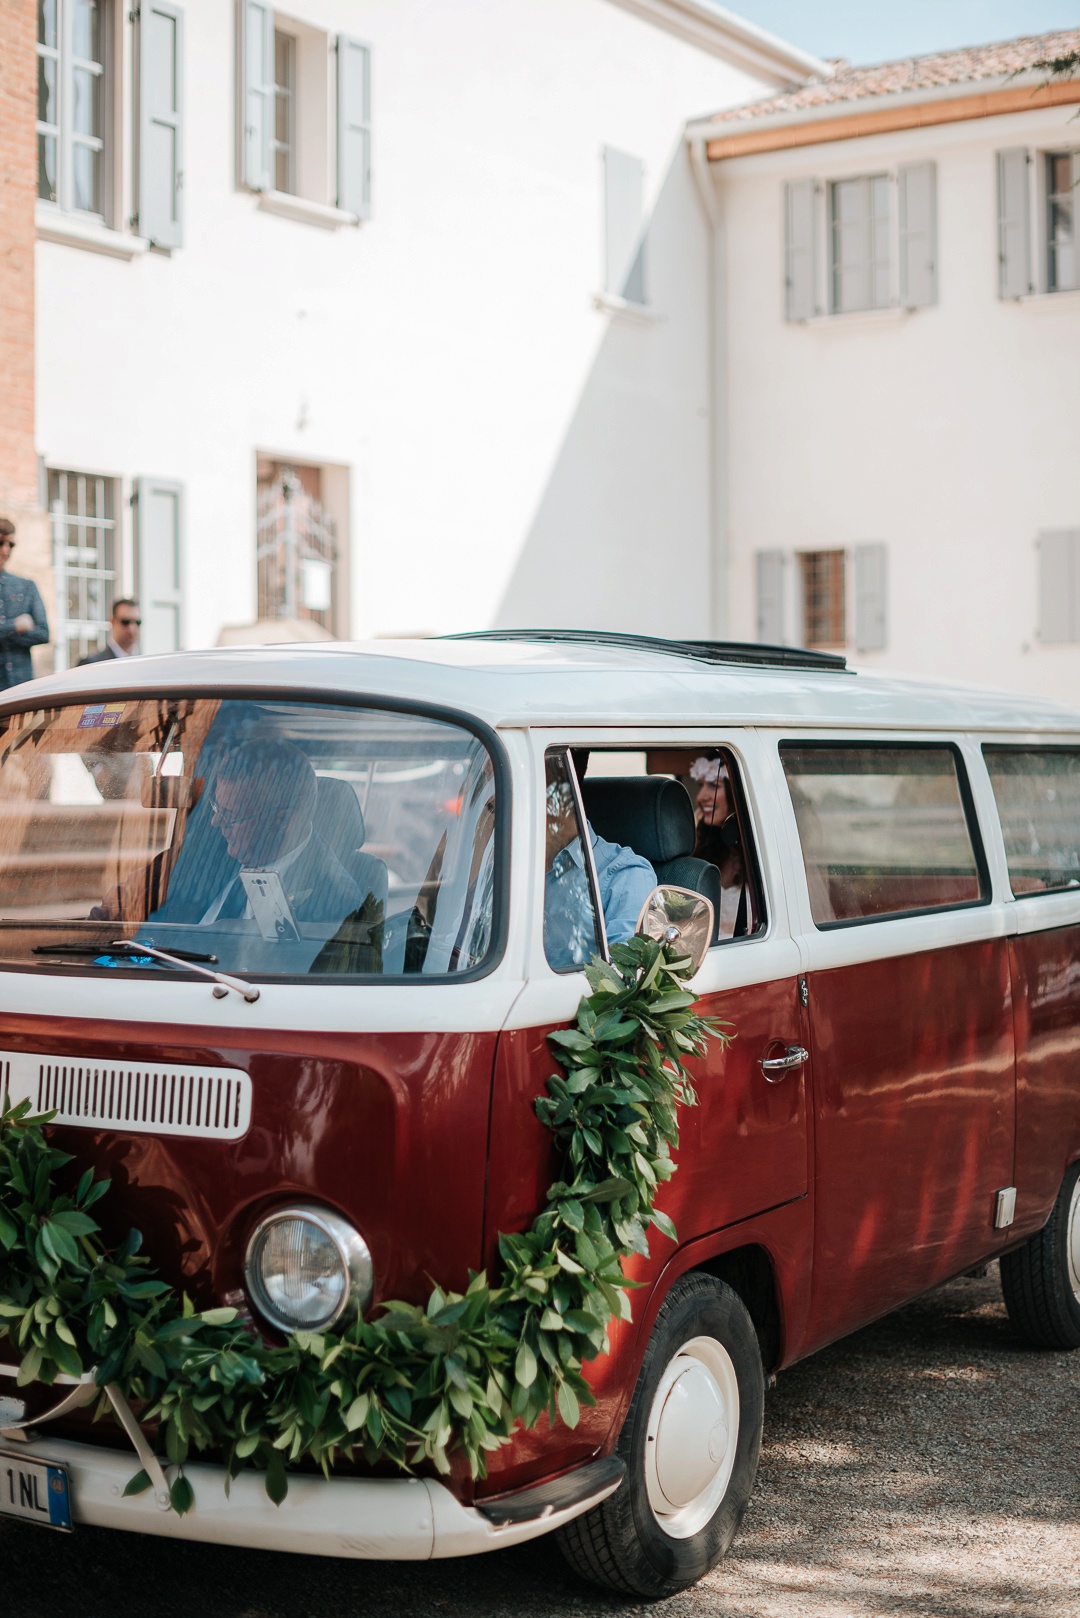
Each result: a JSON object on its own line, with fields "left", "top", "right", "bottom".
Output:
{"left": 605, "top": 0, "right": 831, "bottom": 86}
{"left": 687, "top": 67, "right": 1080, "bottom": 158}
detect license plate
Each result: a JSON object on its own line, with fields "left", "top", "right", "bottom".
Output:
{"left": 0, "top": 1449, "right": 72, "bottom": 1531}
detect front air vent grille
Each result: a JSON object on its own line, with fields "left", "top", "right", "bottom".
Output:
{"left": 0, "top": 1051, "right": 251, "bottom": 1141}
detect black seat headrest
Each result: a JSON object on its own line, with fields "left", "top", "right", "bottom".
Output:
{"left": 581, "top": 777, "right": 695, "bottom": 864}
{"left": 313, "top": 775, "right": 366, "bottom": 850}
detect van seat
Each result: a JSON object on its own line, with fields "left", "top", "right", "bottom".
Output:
{"left": 581, "top": 776, "right": 722, "bottom": 930}
{"left": 313, "top": 776, "right": 388, "bottom": 908}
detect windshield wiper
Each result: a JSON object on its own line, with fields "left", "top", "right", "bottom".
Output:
{"left": 108, "top": 941, "right": 260, "bottom": 1003}
{"left": 33, "top": 942, "right": 219, "bottom": 964}
{"left": 32, "top": 939, "right": 259, "bottom": 1004}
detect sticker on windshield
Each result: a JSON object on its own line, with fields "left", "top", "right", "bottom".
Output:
{"left": 77, "top": 703, "right": 125, "bottom": 730}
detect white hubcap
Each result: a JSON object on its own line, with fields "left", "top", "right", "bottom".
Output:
{"left": 1067, "top": 1176, "right": 1080, "bottom": 1303}
{"left": 644, "top": 1335, "right": 739, "bottom": 1539}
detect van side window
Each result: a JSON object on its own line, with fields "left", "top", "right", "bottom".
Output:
{"left": 543, "top": 751, "right": 604, "bottom": 972}
{"left": 780, "top": 744, "right": 986, "bottom": 927}
{"left": 575, "top": 747, "right": 765, "bottom": 945}
{"left": 983, "top": 746, "right": 1080, "bottom": 895}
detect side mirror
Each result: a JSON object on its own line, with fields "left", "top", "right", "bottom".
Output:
{"left": 635, "top": 885, "right": 714, "bottom": 976}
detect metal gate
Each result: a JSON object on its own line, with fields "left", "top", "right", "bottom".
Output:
{"left": 256, "top": 468, "right": 337, "bottom": 632}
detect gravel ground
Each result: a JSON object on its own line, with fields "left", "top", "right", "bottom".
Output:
{"left": 3, "top": 1265, "right": 1078, "bottom": 1618}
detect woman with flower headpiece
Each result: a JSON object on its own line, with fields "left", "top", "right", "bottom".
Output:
{"left": 688, "top": 755, "right": 749, "bottom": 938}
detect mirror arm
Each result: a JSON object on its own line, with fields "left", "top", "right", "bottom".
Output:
{"left": 564, "top": 748, "right": 610, "bottom": 963}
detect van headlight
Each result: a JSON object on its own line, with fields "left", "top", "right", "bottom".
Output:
{"left": 244, "top": 1204, "right": 373, "bottom": 1333}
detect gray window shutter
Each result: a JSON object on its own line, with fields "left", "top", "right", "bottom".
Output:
{"left": 1038, "top": 530, "right": 1080, "bottom": 644}
{"left": 997, "top": 148, "right": 1032, "bottom": 299}
{"left": 242, "top": 0, "right": 273, "bottom": 192}
{"left": 854, "top": 542, "right": 888, "bottom": 652}
{"left": 604, "top": 147, "right": 647, "bottom": 304}
{"left": 337, "top": 36, "right": 372, "bottom": 219}
{"left": 898, "top": 162, "right": 936, "bottom": 308}
{"left": 138, "top": 2, "right": 184, "bottom": 247}
{"left": 756, "top": 550, "right": 785, "bottom": 643}
{"left": 784, "top": 179, "right": 817, "bottom": 321}
{"left": 135, "top": 478, "right": 184, "bottom": 654}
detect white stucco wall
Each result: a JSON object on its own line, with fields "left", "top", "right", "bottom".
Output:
{"left": 716, "top": 100, "right": 1080, "bottom": 702}
{"left": 35, "top": 0, "right": 774, "bottom": 649}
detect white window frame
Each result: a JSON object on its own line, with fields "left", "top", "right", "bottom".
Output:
{"left": 37, "top": 0, "right": 111, "bottom": 221}
{"left": 829, "top": 173, "right": 892, "bottom": 315}
{"left": 1045, "top": 149, "right": 1080, "bottom": 294}
{"left": 47, "top": 467, "right": 122, "bottom": 671}
{"left": 271, "top": 27, "right": 297, "bottom": 197}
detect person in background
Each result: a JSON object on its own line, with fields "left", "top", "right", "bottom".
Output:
{"left": 0, "top": 518, "right": 49, "bottom": 692}
{"left": 78, "top": 598, "right": 141, "bottom": 665}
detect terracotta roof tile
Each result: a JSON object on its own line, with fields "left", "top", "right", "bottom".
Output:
{"left": 709, "top": 26, "right": 1080, "bottom": 125}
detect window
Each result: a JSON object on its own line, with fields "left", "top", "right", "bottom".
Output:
{"left": 272, "top": 30, "right": 296, "bottom": 194}
{"left": 998, "top": 146, "right": 1080, "bottom": 299}
{"left": 785, "top": 163, "right": 936, "bottom": 320}
{"left": 1047, "top": 152, "right": 1079, "bottom": 293}
{"left": 47, "top": 468, "right": 119, "bottom": 669}
{"left": 554, "top": 747, "right": 766, "bottom": 951}
{"left": 37, "top": 0, "right": 107, "bottom": 216}
{"left": 603, "top": 147, "right": 648, "bottom": 307}
{"left": 781, "top": 744, "right": 986, "bottom": 926}
{"left": 984, "top": 747, "right": 1080, "bottom": 896}
{"left": 256, "top": 460, "right": 339, "bottom": 634}
{"left": 830, "top": 175, "right": 890, "bottom": 314}
{"left": 240, "top": 4, "right": 371, "bottom": 221}
{"left": 0, "top": 700, "right": 501, "bottom": 982}
{"left": 800, "top": 551, "right": 845, "bottom": 648}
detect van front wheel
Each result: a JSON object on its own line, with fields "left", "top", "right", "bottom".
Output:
{"left": 555, "top": 1273, "right": 764, "bottom": 1598}
{"left": 1000, "top": 1161, "right": 1080, "bottom": 1350}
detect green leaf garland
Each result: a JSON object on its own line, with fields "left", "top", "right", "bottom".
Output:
{"left": 0, "top": 936, "right": 730, "bottom": 1511}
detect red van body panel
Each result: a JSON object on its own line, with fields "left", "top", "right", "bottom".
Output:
{"left": 1008, "top": 923, "right": 1080, "bottom": 1236}
{"left": 478, "top": 974, "right": 815, "bottom": 1496}
{"left": 0, "top": 1012, "right": 498, "bottom": 1313}
{"left": 802, "top": 938, "right": 1015, "bottom": 1352}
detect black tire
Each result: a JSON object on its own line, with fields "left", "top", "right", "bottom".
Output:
{"left": 555, "top": 1273, "right": 764, "bottom": 1599}
{"left": 1000, "top": 1160, "right": 1080, "bottom": 1350}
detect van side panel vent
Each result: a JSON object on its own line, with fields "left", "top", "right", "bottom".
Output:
{"left": 0, "top": 1051, "right": 251, "bottom": 1141}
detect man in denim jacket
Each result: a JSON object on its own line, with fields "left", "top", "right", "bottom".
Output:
{"left": 0, "top": 519, "right": 50, "bottom": 691}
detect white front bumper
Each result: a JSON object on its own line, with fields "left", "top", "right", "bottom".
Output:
{"left": 10, "top": 1434, "right": 620, "bottom": 1560}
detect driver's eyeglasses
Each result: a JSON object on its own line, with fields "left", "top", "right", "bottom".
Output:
{"left": 116, "top": 616, "right": 141, "bottom": 627}
{"left": 0, "top": 540, "right": 15, "bottom": 551}
{"left": 211, "top": 800, "right": 263, "bottom": 831}
{"left": 211, "top": 798, "right": 288, "bottom": 830}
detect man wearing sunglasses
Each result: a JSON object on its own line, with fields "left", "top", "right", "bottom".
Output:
{"left": 78, "top": 598, "right": 141, "bottom": 664}
{"left": 0, "top": 517, "right": 50, "bottom": 692}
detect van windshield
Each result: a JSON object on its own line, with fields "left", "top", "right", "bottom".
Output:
{"left": 0, "top": 698, "right": 499, "bottom": 980}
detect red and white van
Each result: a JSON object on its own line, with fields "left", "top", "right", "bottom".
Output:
{"left": 2, "top": 630, "right": 1079, "bottom": 1598}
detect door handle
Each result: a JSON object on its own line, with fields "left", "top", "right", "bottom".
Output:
{"left": 760, "top": 1044, "right": 809, "bottom": 1081}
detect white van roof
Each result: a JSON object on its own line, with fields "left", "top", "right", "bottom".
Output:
{"left": 18, "top": 635, "right": 1080, "bottom": 737}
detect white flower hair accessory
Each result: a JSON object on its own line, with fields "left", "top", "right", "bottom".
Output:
{"left": 689, "top": 755, "right": 726, "bottom": 785}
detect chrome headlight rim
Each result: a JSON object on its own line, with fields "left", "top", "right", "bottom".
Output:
{"left": 244, "top": 1202, "right": 374, "bottom": 1335}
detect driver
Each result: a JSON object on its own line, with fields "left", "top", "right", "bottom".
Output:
{"left": 200, "top": 740, "right": 363, "bottom": 925}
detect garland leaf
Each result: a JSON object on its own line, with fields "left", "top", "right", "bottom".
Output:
{"left": 0, "top": 936, "right": 730, "bottom": 1510}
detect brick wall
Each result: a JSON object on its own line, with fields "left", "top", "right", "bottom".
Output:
{"left": 0, "top": 0, "right": 53, "bottom": 671}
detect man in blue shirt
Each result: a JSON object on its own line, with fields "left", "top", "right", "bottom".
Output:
{"left": 0, "top": 519, "right": 49, "bottom": 691}
{"left": 544, "top": 764, "right": 656, "bottom": 971}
